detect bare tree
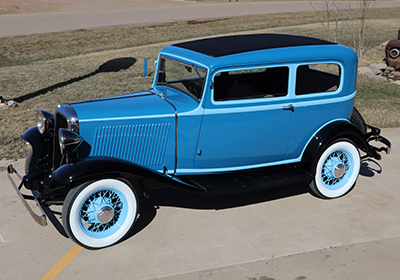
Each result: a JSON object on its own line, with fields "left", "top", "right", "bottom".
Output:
{"left": 310, "top": 0, "right": 351, "bottom": 42}
{"left": 351, "top": 0, "right": 376, "bottom": 58}
{"left": 311, "top": 0, "right": 376, "bottom": 58}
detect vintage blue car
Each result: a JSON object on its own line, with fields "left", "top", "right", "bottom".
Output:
{"left": 7, "top": 34, "right": 391, "bottom": 249}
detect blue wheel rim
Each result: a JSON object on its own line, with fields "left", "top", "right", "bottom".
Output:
{"left": 320, "top": 149, "right": 354, "bottom": 191}
{"left": 78, "top": 187, "right": 128, "bottom": 239}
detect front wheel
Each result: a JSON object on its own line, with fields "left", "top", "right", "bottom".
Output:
{"left": 62, "top": 178, "right": 138, "bottom": 249}
{"left": 309, "top": 139, "right": 361, "bottom": 199}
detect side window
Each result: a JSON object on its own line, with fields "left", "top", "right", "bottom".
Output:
{"left": 214, "top": 66, "right": 289, "bottom": 101}
{"left": 296, "top": 63, "right": 340, "bottom": 95}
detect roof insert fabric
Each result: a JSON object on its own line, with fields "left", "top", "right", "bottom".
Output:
{"left": 173, "top": 34, "right": 336, "bottom": 57}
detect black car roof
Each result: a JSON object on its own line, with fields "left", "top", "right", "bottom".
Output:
{"left": 173, "top": 34, "right": 335, "bottom": 58}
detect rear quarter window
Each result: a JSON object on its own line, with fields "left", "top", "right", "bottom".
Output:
{"left": 295, "top": 63, "right": 341, "bottom": 95}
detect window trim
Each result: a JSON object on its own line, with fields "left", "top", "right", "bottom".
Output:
{"left": 211, "top": 64, "right": 290, "bottom": 105}
{"left": 294, "top": 62, "right": 343, "bottom": 97}
{"left": 156, "top": 55, "right": 208, "bottom": 102}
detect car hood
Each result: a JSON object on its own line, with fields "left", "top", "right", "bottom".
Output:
{"left": 68, "top": 89, "right": 176, "bottom": 123}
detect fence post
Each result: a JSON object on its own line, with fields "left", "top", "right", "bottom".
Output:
{"left": 143, "top": 58, "right": 148, "bottom": 77}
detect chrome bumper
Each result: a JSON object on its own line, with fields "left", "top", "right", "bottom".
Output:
{"left": 6, "top": 165, "right": 47, "bottom": 226}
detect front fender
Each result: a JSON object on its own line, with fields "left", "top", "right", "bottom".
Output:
{"left": 52, "top": 157, "right": 206, "bottom": 194}
{"left": 22, "top": 126, "right": 53, "bottom": 174}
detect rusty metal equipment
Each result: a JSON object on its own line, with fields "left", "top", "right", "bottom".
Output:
{"left": 385, "top": 29, "right": 400, "bottom": 69}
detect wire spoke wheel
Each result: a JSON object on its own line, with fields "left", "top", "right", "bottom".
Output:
{"left": 310, "top": 140, "right": 360, "bottom": 199}
{"left": 321, "top": 150, "right": 351, "bottom": 188}
{"left": 79, "top": 188, "right": 126, "bottom": 237}
{"left": 62, "top": 179, "right": 138, "bottom": 249}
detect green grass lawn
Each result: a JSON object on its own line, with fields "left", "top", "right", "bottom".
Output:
{"left": 0, "top": 8, "right": 399, "bottom": 159}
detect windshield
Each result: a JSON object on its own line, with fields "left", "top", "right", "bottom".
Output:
{"left": 156, "top": 56, "right": 207, "bottom": 101}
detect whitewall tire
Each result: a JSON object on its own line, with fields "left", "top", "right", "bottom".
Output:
{"left": 62, "top": 179, "right": 138, "bottom": 249}
{"left": 309, "top": 140, "right": 360, "bottom": 199}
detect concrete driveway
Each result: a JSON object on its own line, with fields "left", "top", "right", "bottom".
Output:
{"left": 0, "top": 128, "right": 398, "bottom": 279}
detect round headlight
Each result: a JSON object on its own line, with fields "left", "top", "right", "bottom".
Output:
{"left": 59, "top": 128, "right": 82, "bottom": 155}
{"left": 36, "top": 110, "right": 55, "bottom": 135}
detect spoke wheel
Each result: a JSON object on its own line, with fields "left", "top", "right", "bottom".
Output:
{"left": 310, "top": 140, "right": 360, "bottom": 199}
{"left": 62, "top": 179, "right": 138, "bottom": 249}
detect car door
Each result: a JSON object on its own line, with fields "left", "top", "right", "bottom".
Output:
{"left": 194, "top": 66, "right": 293, "bottom": 170}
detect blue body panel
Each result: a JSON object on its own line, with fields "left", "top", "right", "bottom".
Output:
{"left": 68, "top": 38, "right": 358, "bottom": 176}
{"left": 153, "top": 86, "right": 203, "bottom": 171}
{"left": 194, "top": 101, "right": 291, "bottom": 169}
{"left": 72, "top": 90, "right": 178, "bottom": 172}
{"left": 155, "top": 43, "right": 357, "bottom": 174}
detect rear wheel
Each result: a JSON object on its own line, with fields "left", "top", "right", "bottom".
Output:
{"left": 309, "top": 139, "right": 361, "bottom": 199}
{"left": 62, "top": 178, "right": 138, "bottom": 249}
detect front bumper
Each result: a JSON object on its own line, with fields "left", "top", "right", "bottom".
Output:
{"left": 6, "top": 165, "right": 47, "bottom": 226}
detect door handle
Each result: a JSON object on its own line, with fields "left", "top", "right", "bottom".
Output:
{"left": 283, "top": 104, "right": 294, "bottom": 112}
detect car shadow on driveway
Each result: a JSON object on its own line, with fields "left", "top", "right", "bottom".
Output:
{"left": 124, "top": 183, "right": 310, "bottom": 241}
{"left": 43, "top": 206, "right": 68, "bottom": 238}
{"left": 360, "top": 158, "right": 382, "bottom": 177}
{"left": 149, "top": 183, "right": 310, "bottom": 210}
{"left": 125, "top": 159, "right": 385, "bottom": 241}
{"left": 43, "top": 182, "right": 310, "bottom": 243}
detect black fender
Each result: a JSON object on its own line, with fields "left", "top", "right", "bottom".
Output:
{"left": 22, "top": 126, "right": 53, "bottom": 174}
{"left": 52, "top": 157, "right": 206, "bottom": 194}
{"left": 302, "top": 120, "right": 382, "bottom": 171}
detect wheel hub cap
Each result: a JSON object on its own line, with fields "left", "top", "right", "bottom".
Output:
{"left": 97, "top": 206, "right": 114, "bottom": 224}
{"left": 334, "top": 163, "right": 346, "bottom": 178}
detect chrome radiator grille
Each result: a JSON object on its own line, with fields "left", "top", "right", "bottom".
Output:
{"left": 92, "top": 123, "right": 171, "bottom": 166}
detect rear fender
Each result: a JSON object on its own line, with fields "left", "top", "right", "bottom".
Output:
{"left": 302, "top": 121, "right": 381, "bottom": 170}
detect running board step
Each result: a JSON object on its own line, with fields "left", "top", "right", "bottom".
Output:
{"left": 179, "top": 166, "right": 312, "bottom": 195}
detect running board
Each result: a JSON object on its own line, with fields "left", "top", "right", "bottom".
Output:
{"left": 179, "top": 166, "right": 312, "bottom": 195}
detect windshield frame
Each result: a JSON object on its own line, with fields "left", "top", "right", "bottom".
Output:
{"left": 156, "top": 56, "right": 207, "bottom": 101}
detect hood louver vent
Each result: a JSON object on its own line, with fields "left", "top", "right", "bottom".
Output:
{"left": 92, "top": 123, "right": 171, "bottom": 166}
